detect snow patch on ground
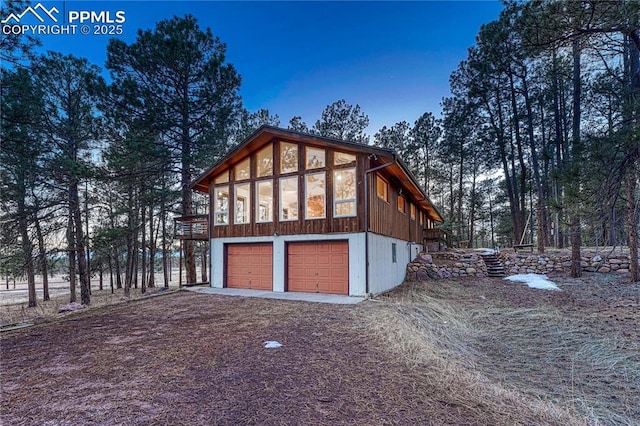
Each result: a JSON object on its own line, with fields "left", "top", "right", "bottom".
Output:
{"left": 504, "top": 274, "right": 561, "bottom": 291}
{"left": 264, "top": 341, "right": 282, "bottom": 349}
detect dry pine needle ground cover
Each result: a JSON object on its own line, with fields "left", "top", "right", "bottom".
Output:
{"left": 1, "top": 273, "right": 639, "bottom": 425}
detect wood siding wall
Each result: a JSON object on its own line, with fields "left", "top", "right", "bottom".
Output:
{"left": 368, "top": 166, "right": 427, "bottom": 244}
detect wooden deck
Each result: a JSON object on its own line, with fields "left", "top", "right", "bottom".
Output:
{"left": 425, "top": 228, "right": 451, "bottom": 252}
{"left": 174, "top": 215, "right": 209, "bottom": 240}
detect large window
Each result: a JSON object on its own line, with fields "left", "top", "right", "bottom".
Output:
{"left": 280, "top": 142, "right": 298, "bottom": 174}
{"left": 305, "top": 172, "right": 326, "bottom": 219}
{"left": 334, "top": 168, "right": 356, "bottom": 217}
{"left": 257, "top": 144, "right": 273, "bottom": 177}
{"left": 235, "top": 183, "right": 250, "bottom": 224}
{"left": 256, "top": 180, "right": 273, "bottom": 222}
{"left": 234, "top": 158, "right": 250, "bottom": 181}
{"left": 214, "top": 186, "right": 229, "bottom": 225}
{"left": 376, "top": 175, "right": 389, "bottom": 202}
{"left": 279, "top": 176, "right": 299, "bottom": 221}
{"left": 305, "top": 147, "right": 325, "bottom": 170}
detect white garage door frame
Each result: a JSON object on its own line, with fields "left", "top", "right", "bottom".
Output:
{"left": 210, "top": 233, "right": 366, "bottom": 296}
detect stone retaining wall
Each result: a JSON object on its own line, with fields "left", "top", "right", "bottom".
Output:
{"left": 405, "top": 249, "right": 634, "bottom": 281}
{"left": 497, "top": 251, "right": 632, "bottom": 275}
{"left": 405, "top": 252, "right": 488, "bottom": 280}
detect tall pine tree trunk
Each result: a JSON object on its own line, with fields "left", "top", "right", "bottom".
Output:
{"left": 182, "top": 115, "right": 197, "bottom": 284}
{"left": 468, "top": 164, "right": 477, "bottom": 248}
{"left": 108, "top": 254, "right": 114, "bottom": 294}
{"left": 627, "top": 27, "right": 640, "bottom": 283}
{"left": 67, "top": 212, "right": 77, "bottom": 303}
{"left": 161, "top": 195, "right": 169, "bottom": 289}
{"left": 570, "top": 215, "right": 582, "bottom": 277}
{"left": 84, "top": 183, "right": 91, "bottom": 295}
{"left": 552, "top": 49, "right": 565, "bottom": 248}
{"left": 18, "top": 194, "right": 36, "bottom": 308}
{"left": 628, "top": 170, "right": 639, "bottom": 282}
{"left": 141, "top": 202, "right": 147, "bottom": 294}
{"left": 201, "top": 242, "right": 207, "bottom": 283}
{"left": 570, "top": 39, "right": 582, "bottom": 278}
{"left": 457, "top": 143, "right": 464, "bottom": 240}
{"left": 508, "top": 70, "right": 527, "bottom": 244}
{"left": 124, "top": 184, "right": 134, "bottom": 297}
{"left": 148, "top": 205, "right": 156, "bottom": 288}
{"left": 70, "top": 181, "right": 90, "bottom": 305}
{"left": 522, "top": 71, "right": 546, "bottom": 253}
{"left": 34, "top": 214, "right": 49, "bottom": 301}
{"left": 114, "top": 246, "right": 122, "bottom": 290}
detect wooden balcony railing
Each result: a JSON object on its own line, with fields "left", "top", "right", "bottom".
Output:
{"left": 424, "top": 228, "right": 454, "bottom": 251}
{"left": 425, "top": 228, "right": 450, "bottom": 244}
{"left": 174, "top": 215, "right": 209, "bottom": 240}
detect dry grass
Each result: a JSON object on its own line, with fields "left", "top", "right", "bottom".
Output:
{"left": 471, "top": 305, "right": 640, "bottom": 426}
{"left": 362, "top": 277, "right": 640, "bottom": 425}
{"left": 0, "top": 286, "right": 177, "bottom": 327}
{"left": 362, "top": 283, "right": 585, "bottom": 426}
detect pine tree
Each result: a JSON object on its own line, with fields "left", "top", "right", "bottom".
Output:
{"left": 313, "top": 99, "right": 370, "bottom": 143}
{"left": 106, "top": 15, "right": 241, "bottom": 284}
{"left": 32, "top": 52, "right": 104, "bottom": 305}
{"left": 0, "top": 68, "right": 44, "bottom": 307}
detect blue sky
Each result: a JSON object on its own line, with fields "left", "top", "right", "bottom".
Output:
{"left": 4, "top": 1, "right": 504, "bottom": 133}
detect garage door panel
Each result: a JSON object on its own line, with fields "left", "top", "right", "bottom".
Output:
{"left": 287, "top": 241, "right": 348, "bottom": 295}
{"left": 227, "top": 243, "right": 273, "bottom": 290}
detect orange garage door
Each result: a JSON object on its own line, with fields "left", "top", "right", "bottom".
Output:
{"left": 226, "top": 244, "right": 273, "bottom": 290}
{"left": 287, "top": 241, "right": 349, "bottom": 295}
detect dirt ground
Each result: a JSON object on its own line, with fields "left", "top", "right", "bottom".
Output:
{"left": 1, "top": 273, "right": 639, "bottom": 425}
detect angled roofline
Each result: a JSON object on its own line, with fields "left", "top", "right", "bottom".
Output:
{"left": 190, "top": 125, "right": 444, "bottom": 222}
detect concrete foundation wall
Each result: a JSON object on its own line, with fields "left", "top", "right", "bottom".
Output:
{"left": 210, "top": 233, "right": 367, "bottom": 296}
{"left": 367, "top": 233, "right": 422, "bottom": 295}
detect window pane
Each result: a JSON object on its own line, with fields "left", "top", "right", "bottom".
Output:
{"left": 214, "top": 186, "right": 229, "bottom": 225}
{"left": 257, "top": 144, "right": 273, "bottom": 177}
{"left": 280, "top": 142, "right": 298, "bottom": 174}
{"left": 334, "top": 152, "right": 356, "bottom": 166}
{"left": 410, "top": 203, "right": 416, "bottom": 220}
{"left": 305, "top": 147, "right": 325, "bottom": 170}
{"left": 335, "top": 201, "right": 355, "bottom": 216}
{"left": 234, "top": 158, "right": 250, "bottom": 181}
{"left": 376, "top": 175, "right": 388, "bottom": 202}
{"left": 279, "top": 177, "right": 298, "bottom": 221}
{"left": 398, "top": 195, "right": 406, "bottom": 213}
{"left": 214, "top": 170, "right": 229, "bottom": 184}
{"left": 334, "top": 168, "right": 356, "bottom": 217}
{"left": 256, "top": 180, "right": 273, "bottom": 222}
{"left": 235, "top": 183, "right": 250, "bottom": 224}
{"left": 305, "top": 172, "right": 326, "bottom": 219}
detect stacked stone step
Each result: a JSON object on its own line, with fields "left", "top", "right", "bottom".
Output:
{"left": 481, "top": 253, "right": 506, "bottom": 277}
